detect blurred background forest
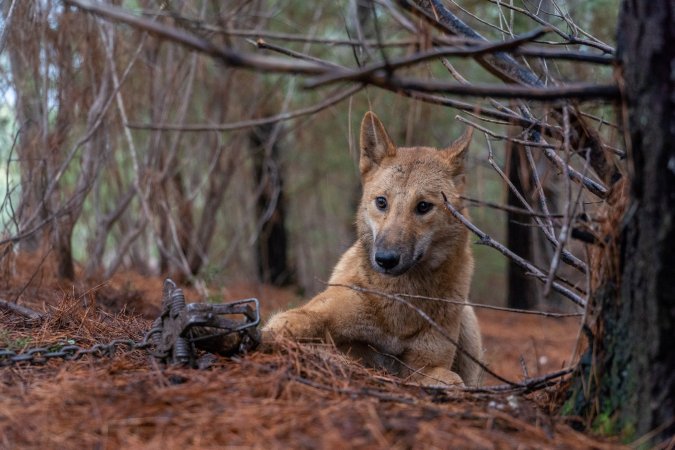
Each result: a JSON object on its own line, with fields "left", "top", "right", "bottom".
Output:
{"left": 0, "top": 0, "right": 621, "bottom": 308}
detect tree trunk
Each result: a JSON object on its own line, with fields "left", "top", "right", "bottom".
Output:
{"left": 250, "top": 123, "right": 292, "bottom": 287}
{"left": 5, "top": 1, "right": 50, "bottom": 251}
{"left": 568, "top": 1, "right": 675, "bottom": 442}
{"left": 506, "top": 140, "right": 540, "bottom": 309}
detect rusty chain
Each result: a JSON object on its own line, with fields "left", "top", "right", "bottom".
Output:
{"left": 0, "top": 279, "right": 260, "bottom": 368}
{"left": 0, "top": 327, "right": 164, "bottom": 367}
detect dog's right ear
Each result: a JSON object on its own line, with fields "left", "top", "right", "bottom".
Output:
{"left": 360, "top": 112, "right": 396, "bottom": 175}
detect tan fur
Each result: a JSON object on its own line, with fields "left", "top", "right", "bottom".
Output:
{"left": 264, "top": 112, "right": 483, "bottom": 386}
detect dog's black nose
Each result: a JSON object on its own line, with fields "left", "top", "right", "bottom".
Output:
{"left": 375, "top": 251, "right": 400, "bottom": 270}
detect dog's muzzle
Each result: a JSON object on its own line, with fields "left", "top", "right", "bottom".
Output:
{"left": 375, "top": 250, "right": 400, "bottom": 271}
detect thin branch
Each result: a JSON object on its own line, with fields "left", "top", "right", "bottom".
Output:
{"left": 442, "top": 193, "right": 587, "bottom": 307}
{"left": 484, "top": 0, "right": 614, "bottom": 54}
{"left": 0, "top": 298, "right": 44, "bottom": 320}
{"left": 126, "top": 84, "right": 363, "bottom": 132}
{"left": 64, "top": 0, "right": 329, "bottom": 75}
{"left": 329, "top": 283, "right": 582, "bottom": 318}
{"left": 333, "top": 284, "right": 520, "bottom": 386}
{"left": 478, "top": 128, "right": 588, "bottom": 274}
{"left": 457, "top": 116, "right": 608, "bottom": 198}
{"left": 251, "top": 38, "right": 345, "bottom": 68}
{"left": 361, "top": 77, "right": 619, "bottom": 101}
{"left": 461, "top": 196, "right": 565, "bottom": 219}
{"left": 513, "top": 47, "right": 614, "bottom": 64}
{"left": 306, "top": 27, "right": 552, "bottom": 88}
{"left": 463, "top": 367, "right": 574, "bottom": 393}
{"left": 523, "top": 131, "right": 555, "bottom": 236}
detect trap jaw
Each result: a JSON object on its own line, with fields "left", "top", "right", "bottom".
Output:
{"left": 152, "top": 279, "right": 260, "bottom": 367}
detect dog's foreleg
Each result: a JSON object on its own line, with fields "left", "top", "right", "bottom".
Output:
{"left": 263, "top": 308, "right": 327, "bottom": 341}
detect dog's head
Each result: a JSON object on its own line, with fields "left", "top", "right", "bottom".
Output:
{"left": 356, "top": 112, "right": 473, "bottom": 276}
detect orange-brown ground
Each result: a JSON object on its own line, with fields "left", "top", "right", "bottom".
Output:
{"left": 0, "top": 254, "right": 620, "bottom": 449}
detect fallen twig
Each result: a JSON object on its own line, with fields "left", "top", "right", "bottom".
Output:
{"left": 463, "top": 367, "right": 574, "bottom": 393}
{"left": 0, "top": 298, "right": 44, "bottom": 320}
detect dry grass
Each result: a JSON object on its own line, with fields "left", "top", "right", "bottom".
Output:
{"left": 0, "top": 261, "right": 623, "bottom": 449}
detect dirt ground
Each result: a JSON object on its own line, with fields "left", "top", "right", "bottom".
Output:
{"left": 0, "top": 257, "right": 622, "bottom": 449}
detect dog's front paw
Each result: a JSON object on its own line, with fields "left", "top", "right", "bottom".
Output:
{"left": 411, "top": 367, "right": 465, "bottom": 388}
{"left": 262, "top": 309, "right": 319, "bottom": 342}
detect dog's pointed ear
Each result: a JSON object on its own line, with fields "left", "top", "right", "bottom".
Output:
{"left": 441, "top": 126, "right": 473, "bottom": 177}
{"left": 360, "top": 112, "right": 396, "bottom": 175}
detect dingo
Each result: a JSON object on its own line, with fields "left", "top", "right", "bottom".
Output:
{"left": 264, "top": 112, "right": 482, "bottom": 386}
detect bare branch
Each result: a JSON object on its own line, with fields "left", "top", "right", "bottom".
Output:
{"left": 359, "top": 76, "right": 618, "bottom": 101}
{"left": 126, "top": 84, "right": 363, "bottom": 132}
{"left": 329, "top": 283, "right": 582, "bottom": 318}
{"left": 404, "top": 0, "right": 621, "bottom": 184}
{"left": 307, "top": 27, "right": 552, "bottom": 88}
{"left": 442, "top": 193, "right": 587, "bottom": 307}
{"left": 63, "top": 0, "right": 328, "bottom": 75}
{"left": 0, "top": 298, "right": 44, "bottom": 320}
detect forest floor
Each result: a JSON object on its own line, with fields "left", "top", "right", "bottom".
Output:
{"left": 0, "top": 254, "right": 624, "bottom": 449}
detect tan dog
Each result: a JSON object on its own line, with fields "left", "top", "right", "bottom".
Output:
{"left": 264, "top": 112, "right": 482, "bottom": 386}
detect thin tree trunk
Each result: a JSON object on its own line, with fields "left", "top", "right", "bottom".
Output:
{"left": 506, "top": 140, "right": 540, "bottom": 309}
{"left": 250, "top": 123, "right": 292, "bottom": 286}
{"left": 5, "top": 2, "right": 50, "bottom": 251}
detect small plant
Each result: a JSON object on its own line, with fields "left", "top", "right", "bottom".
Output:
{"left": 0, "top": 329, "right": 32, "bottom": 351}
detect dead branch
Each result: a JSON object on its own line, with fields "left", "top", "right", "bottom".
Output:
{"left": 332, "top": 282, "right": 579, "bottom": 394}
{"left": 405, "top": 0, "right": 621, "bottom": 184}
{"left": 457, "top": 116, "right": 608, "bottom": 198}
{"left": 360, "top": 76, "right": 618, "bottom": 101}
{"left": 477, "top": 129, "right": 588, "bottom": 275}
{"left": 484, "top": 0, "right": 614, "bottom": 54}
{"left": 0, "top": 298, "right": 44, "bottom": 320}
{"left": 512, "top": 47, "right": 614, "bottom": 64}
{"left": 306, "top": 27, "right": 552, "bottom": 88}
{"left": 63, "top": 0, "right": 329, "bottom": 75}
{"left": 325, "top": 284, "right": 521, "bottom": 387}
{"left": 125, "top": 84, "right": 363, "bottom": 132}
{"left": 442, "top": 193, "right": 586, "bottom": 307}
{"left": 329, "top": 283, "right": 582, "bottom": 318}
{"left": 251, "top": 38, "right": 346, "bottom": 69}
{"left": 463, "top": 367, "right": 574, "bottom": 394}
{"left": 460, "top": 196, "right": 565, "bottom": 219}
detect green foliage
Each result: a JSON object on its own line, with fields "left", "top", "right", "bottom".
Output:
{"left": 592, "top": 411, "right": 616, "bottom": 436}
{"left": 591, "top": 410, "right": 638, "bottom": 443}
{"left": 0, "top": 328, "right": 31, "bottom": 351}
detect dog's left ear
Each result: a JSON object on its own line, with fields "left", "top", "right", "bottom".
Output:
{"left": 441, "top": 126, "right": 473, "bottom": 183}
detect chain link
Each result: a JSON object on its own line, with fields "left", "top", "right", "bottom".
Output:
{"left": 0, "top": 327, "right": 165, "bottom": 367}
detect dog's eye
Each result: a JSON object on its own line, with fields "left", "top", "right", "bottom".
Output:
{"left": 416, "top": 201, "right": 433, "bottom": 215}
{"left": 375, "top": 196, "right": 388, "bottom": 211}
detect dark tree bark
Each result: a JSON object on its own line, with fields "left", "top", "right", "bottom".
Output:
{"left": 505, "top": 141, "right": 540, "bottom": 309}
{"left": 569, "top": 1, "right": 675, "bottom": 443}
{"left": 250, "top": 123, "right": 292, "bottom": 287}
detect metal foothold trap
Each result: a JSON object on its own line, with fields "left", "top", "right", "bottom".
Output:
{"left": 151, "top": 278, "right": 260, "bottom": 367}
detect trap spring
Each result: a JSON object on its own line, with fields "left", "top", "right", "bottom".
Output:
{"left": 0, "top": 279, "right": 260, "bottom": 367}
{"left": 152, "top": 278, "right": 260, "bottom": 366}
